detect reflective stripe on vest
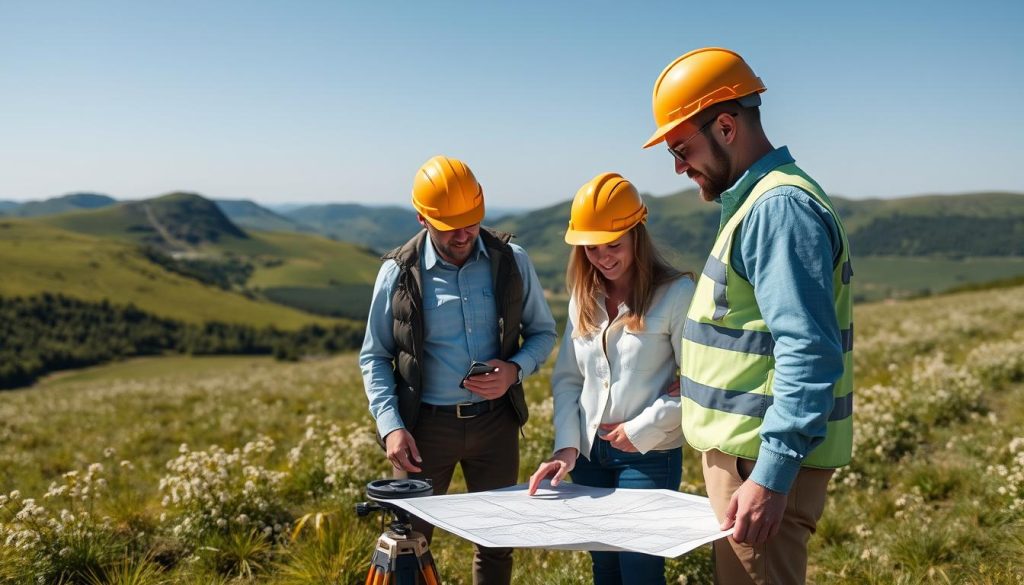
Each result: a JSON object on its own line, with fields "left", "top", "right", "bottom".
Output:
{"left": 680, "top": 163, "right": 854, "bottom": 469}
{"left": 682, "top": 319, "right": 854, "bottom": 355}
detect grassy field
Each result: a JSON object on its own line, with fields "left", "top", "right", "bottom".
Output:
{"left": 260, "top": 285, "right": 375, "bottom": 321}
{"left": 0, "top": 220, "right": 334, "bottom": 329}
{"left": 853, "top": 256, "right": 1024, "bottom": 301}
{"left": 240, "top": 231, "right": 380, "bottom": 289}
{"left": 1, "top": 286, "right": 1023, "bottom": 583}
{"left": 242, "top": 230, "right": 382, "bottom": 320}
{"left": 34, "top": 356, "right": 276, "bottom": 389}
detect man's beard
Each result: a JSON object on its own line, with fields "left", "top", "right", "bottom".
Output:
{"left": 437, "top": 240, "right": 472, "bottom": 264}
{"left": 697, "top": 136, "right": 733, "bottom": 202}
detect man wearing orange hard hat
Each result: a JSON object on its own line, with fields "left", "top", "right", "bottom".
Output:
{"left": 360, "top": 155, "right": 556, "bottom": 584}
{"left": 644, "top": 48, "right": 854, "bottom": 584}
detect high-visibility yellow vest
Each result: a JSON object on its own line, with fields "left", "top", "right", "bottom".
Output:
{"left": 680, "top": 163, "right": 853, "bottom": 468}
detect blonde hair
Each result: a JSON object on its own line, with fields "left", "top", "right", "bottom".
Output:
{"left": 566, "top": 223, "right": 693, "bottom": 337}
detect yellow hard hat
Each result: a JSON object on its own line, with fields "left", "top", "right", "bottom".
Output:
{"left": 565, "top": 173, "right": 648, "bottom": 246}
{"left": 412, "top": 155, "right": 485, "bottom": 231}
{"left": 643, "top": 47, "right": 766, "bottom": 148}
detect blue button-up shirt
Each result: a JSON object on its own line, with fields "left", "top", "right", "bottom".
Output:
{"left": 360, "top": 232, "right": 557, "bottom": 439}
{"left": 718, "top": 146, "right": 846, "bottom": 494}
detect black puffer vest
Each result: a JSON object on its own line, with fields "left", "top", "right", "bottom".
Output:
{"left": 383, "top": 228, "right": 528, "bottom": 432}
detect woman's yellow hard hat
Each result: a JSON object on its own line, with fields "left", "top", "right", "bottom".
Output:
{"left": 565, "top": 173, "right": 648, "bottom": 246}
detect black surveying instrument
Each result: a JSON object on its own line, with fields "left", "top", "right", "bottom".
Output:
{"left": 356, "top": 478, "right": 441, "bottom": 585}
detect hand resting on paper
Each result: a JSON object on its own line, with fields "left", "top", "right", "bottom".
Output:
{"left": 527, "top": 447, "right": 578, "bottom": 495}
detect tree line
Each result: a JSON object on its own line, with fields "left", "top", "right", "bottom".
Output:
{"left": 141, "top": 246, "right": 254, "bottom": 290}
{"left": 0, "top": 293, "right": 364, "bottom": 389}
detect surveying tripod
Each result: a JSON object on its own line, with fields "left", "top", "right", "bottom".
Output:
{"left": 357, "top": 479, "right": 441, "bottom": 585}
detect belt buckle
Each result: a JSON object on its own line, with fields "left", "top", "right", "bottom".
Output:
{"left": 456, "top": 402, "right": 476, "bottom": 419}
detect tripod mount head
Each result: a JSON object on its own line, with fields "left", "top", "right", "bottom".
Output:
{"left": 356, "top": 479, "right": 433, "bottom": 535}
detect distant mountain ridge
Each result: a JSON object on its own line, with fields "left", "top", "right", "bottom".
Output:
{"left": 495, "top": 190, "right": 1024, "bottom": 300}
{"left": 271, "top": 203, "right": 532, "bottom": 253}
{"left": 282, "top": 203, "right": 421, "bottom": 253}
{"left": 13, "top": 188, "right": 1024, "bottom": 302}
{"left": 5, "top": 193, "right": 116, "bottom": 217}
{"left": 214, "top": 199, "right": 315, "bottom": 234}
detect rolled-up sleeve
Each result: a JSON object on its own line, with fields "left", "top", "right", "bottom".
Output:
{"left": 508, "top": 244, "right": 557, "bottom": 377}
{"left": 737, "top": 189, "right": 844, "bottom": 494}
{"left": 359, "top": 260, "right": 405, "bottom": 439}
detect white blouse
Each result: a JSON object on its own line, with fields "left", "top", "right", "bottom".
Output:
{"left": 551, "top": 276, "right": 694, "bottom": 458}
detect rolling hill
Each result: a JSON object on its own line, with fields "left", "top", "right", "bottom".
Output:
{"left": 6, "top": 193, "right": 116, "bottom": 217}
{"left": 495, "top": 190, "right": 1024, "bottom": 300}
{"left": 282, "top": 203, "right": 422, "bottom": 253}
{"left": 17, "top": 187, "right": 1024, "bottom": 317}
{"left": 31, "top": 192, "right": 384, "bottom": 319}
{"left": 278, "top": 203, "right": 531, "bottom": 253}
{"left": 214, "top": 199, "right": 314, "bottom": 234}
{"left": 0, "top": 219, "right": 333, "bottom": 328}
{"left": 40, "top": 192, "right": 248, "bottom": 251}
{"left": 240, "top": 230, "right": 383, "bottom": 320}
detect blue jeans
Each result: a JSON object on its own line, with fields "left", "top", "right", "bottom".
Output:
{"left": 570, "top": 441, "right": 683, "bottom": 585}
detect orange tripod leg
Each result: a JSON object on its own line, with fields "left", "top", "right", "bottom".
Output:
{"left": 421, "top": 565, "right": 439, "bottom": 585}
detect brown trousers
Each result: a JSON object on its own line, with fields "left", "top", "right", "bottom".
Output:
{"left": 702, "top": 449, "right": 833, "bottom": 585}
{"left": 405, "top": 401, "right": 520, "bottom": 585}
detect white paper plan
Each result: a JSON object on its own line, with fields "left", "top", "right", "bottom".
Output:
{"left": 384, "top": 481, "right": 733, "bottom": 558}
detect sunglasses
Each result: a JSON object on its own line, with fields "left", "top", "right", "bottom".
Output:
{"left": 666, "top": 112, "right": 737, "bottom": 164}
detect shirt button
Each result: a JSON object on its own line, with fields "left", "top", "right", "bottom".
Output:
{"left": 467, "top": 328, "right": 472, "bottom": 333}
{"left": 603, "top": 381, "right": 609, "bottom": 389}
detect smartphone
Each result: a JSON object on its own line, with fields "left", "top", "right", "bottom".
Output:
{"left": 460, "top": 361, "right": 497, "bottom": 388}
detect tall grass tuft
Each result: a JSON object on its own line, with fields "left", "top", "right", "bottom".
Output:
{"left": 85, "top": 554, "right": 168, "bottom": 585}
{"left": 277, "top": 509, "right": 374, "bottom": 584}
{"left": 197, "top": 529, "right": 272, "bottom": 579}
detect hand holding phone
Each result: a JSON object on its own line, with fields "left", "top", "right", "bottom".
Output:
{"left": 460, "top": 361, "right": 497, "bottom": 389}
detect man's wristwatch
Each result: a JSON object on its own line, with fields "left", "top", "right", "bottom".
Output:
{"left": 512, "top": 362, "right": 524, "bottom": 385}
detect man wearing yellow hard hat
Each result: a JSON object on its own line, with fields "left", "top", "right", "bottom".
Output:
{"left": 644, "top": 48, "right": 854, "bottom": 584}
{"left": 359, "top": 155, "right": 556, "bottom": 584}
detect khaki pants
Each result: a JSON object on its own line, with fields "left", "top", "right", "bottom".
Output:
{"left": 702, "top": 449, "right": 833, "bottom": 585}
{"left": 405, "top": 401, "right": 520, "bottom": 585}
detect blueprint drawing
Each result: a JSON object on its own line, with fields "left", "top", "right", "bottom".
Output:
{"left": 384, "top": 481, "right": 732, "bottom": 557}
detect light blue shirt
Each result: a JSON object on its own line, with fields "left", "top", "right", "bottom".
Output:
{"left": 718, "top": 146, "right": 846, "bottom": 494}
{"left": 360, "top": 231, "right": 557, "bottom": 439}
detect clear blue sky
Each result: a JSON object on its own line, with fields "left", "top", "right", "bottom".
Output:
{"left": 2, "top": 0, "right": 1022, "bottom": 208}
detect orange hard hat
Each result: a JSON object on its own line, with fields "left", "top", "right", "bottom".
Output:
{"left": 643, "top": 47, "right": 766, "bottom": 148}
{"left": 412, "top": 155, "right": 485, "bottom": 231}
{"left": 565, "top": 173, "right": 648, "bottom": 246}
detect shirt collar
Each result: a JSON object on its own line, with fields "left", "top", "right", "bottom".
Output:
{"left": 422, "top": 233, "right": 489, "bottom": 270}
{"left": 717, "top": 145, "right": 795, "bottom": 227}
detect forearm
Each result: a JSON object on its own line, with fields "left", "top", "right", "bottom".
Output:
{"left": 361, "top": 355, "right": 404, "bottom": 437}
{"left": 511, "top": 247, "right": 557, "bottom": 375}
{"left": 622, "top": 395, "right": 682, "bottom": 453}
{"left": 740, "top": 190, "right": 845, "bottom": 493}
{"left": 360, "top": 260, "right": 404, "bottom": 438}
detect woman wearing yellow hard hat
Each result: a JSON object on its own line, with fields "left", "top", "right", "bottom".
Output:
{"left": 528, "top": 172, "right": 695, "bottom": 585}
